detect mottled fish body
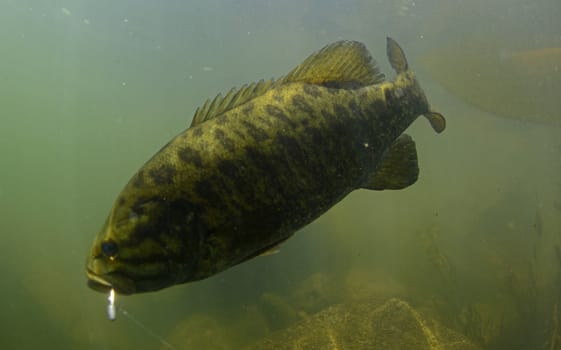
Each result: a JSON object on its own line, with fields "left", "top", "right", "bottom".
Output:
{"left": 87, "top": 38, "right": 445, "bottom": 294}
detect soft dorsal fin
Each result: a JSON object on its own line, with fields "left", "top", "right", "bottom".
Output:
{"left": 281, "top": 40, "right": 385, "bottom": 88}
{"left": 190, "top": 79, "right": 277, "bottom": 127}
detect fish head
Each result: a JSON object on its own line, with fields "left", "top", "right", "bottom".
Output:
{"left": 86, "top": 189, "right": 202, "bottom": 295}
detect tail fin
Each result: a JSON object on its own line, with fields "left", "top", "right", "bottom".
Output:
{"left": 387, "top": 37, "right": 408, "bottom": 73}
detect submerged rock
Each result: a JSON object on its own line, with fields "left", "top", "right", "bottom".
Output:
{"left": 248, "top": 298, "right": 481, "bottom": 350}
{"left": 259, "top": 292, "right": 303, "bottom": 331}
{"left": 290, "top": 272, "right": 342, "bottom": 314}
{"left": 258, "top": 272, "right": 344, "bottom": 331}
{"left": 164, "top": 314, "right": 232, "bottom": 350}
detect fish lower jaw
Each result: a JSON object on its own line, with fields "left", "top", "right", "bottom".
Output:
{"left": 86, "top": 270, "right": 113, "bottom": 293}
{"left": 86, "top": 269, "right": 137, "bottom": 295}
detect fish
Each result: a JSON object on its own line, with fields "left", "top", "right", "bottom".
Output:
{"left": 420, "top": 37, "right": 561, "bottom": 126}
{"left": 86, "top": 37, "right": 446, "bottom": 295}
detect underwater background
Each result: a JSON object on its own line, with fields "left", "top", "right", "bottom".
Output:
{"left": 1, "top": 0, "right": 560, "bottom": 349}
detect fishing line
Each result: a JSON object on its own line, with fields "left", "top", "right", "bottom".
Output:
{"left": 119, "top": 306, "right": 178, "bottom": 350}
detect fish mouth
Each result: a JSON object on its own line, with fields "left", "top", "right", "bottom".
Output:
{"left": 86, "top": 269, "right": 136, "bottom": 295}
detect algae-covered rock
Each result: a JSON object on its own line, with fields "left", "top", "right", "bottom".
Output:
{"left": 164, "top": 306, "right": 272, "bottom": 350}
{"left": 163, "top": 313, "right": 233, "bottom": 350}
{"left": 258, "top": 272, "right": 344, "bottom": 331}
{"left": 247, "top": 298, "right": 481, "bottom": 350}
{"left": 343, "top": 269, "right": 406, "bottom": 302}
{"left": 290, "top": 272, "right": 342, "bottom": 314}
{"left": 259, "top": 292, "right": 303, "bottom": 330}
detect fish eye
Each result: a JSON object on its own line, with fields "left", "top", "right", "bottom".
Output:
{"left": 101, "top": 240, "right": 119, "bottom": 259}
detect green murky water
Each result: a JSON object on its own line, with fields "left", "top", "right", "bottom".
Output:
{"left": 1, "top": 1, "right": 560, "bottom": 349}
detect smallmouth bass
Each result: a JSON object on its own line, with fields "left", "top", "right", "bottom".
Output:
{"left": 86, "top": 37, "right": 446, "bottom": 295}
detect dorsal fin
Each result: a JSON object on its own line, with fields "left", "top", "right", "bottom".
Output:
{"left": 190, "top": 79, "right": 277, "bottom": 127}
{"left": 280, "top": 40, "right": 385, "bottom": 88}
{"left": 190, "top": 40, "right": 386, "bottom": 127}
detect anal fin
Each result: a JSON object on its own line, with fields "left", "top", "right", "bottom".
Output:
{"left": 424, "top": 111, "right": 446, "bottom": 133}
{"left": 362, "top": 134, "right": 419, "bottom": 191}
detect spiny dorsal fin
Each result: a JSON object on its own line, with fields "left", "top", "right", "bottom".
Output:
{"left": 281, "top": 40, "right": 385, "bottom": 88}
{"left": 190, "top": 79, "right": 277, "bottom": 127}
{"left": 387, "top": 37, "right": 409, "bottom": 73}
{"left": 362, "top": 134, "right": 419, "bottom": 190}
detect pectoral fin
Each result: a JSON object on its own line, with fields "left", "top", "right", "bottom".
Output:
{"left": 424, "top": 111, "right": 446, "bottom": 133}
{"left": 362, "top": 134, "right": 419, "bottom": 190}
{"left": 259, "top": 247, "right": 281, "bottom": 257}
